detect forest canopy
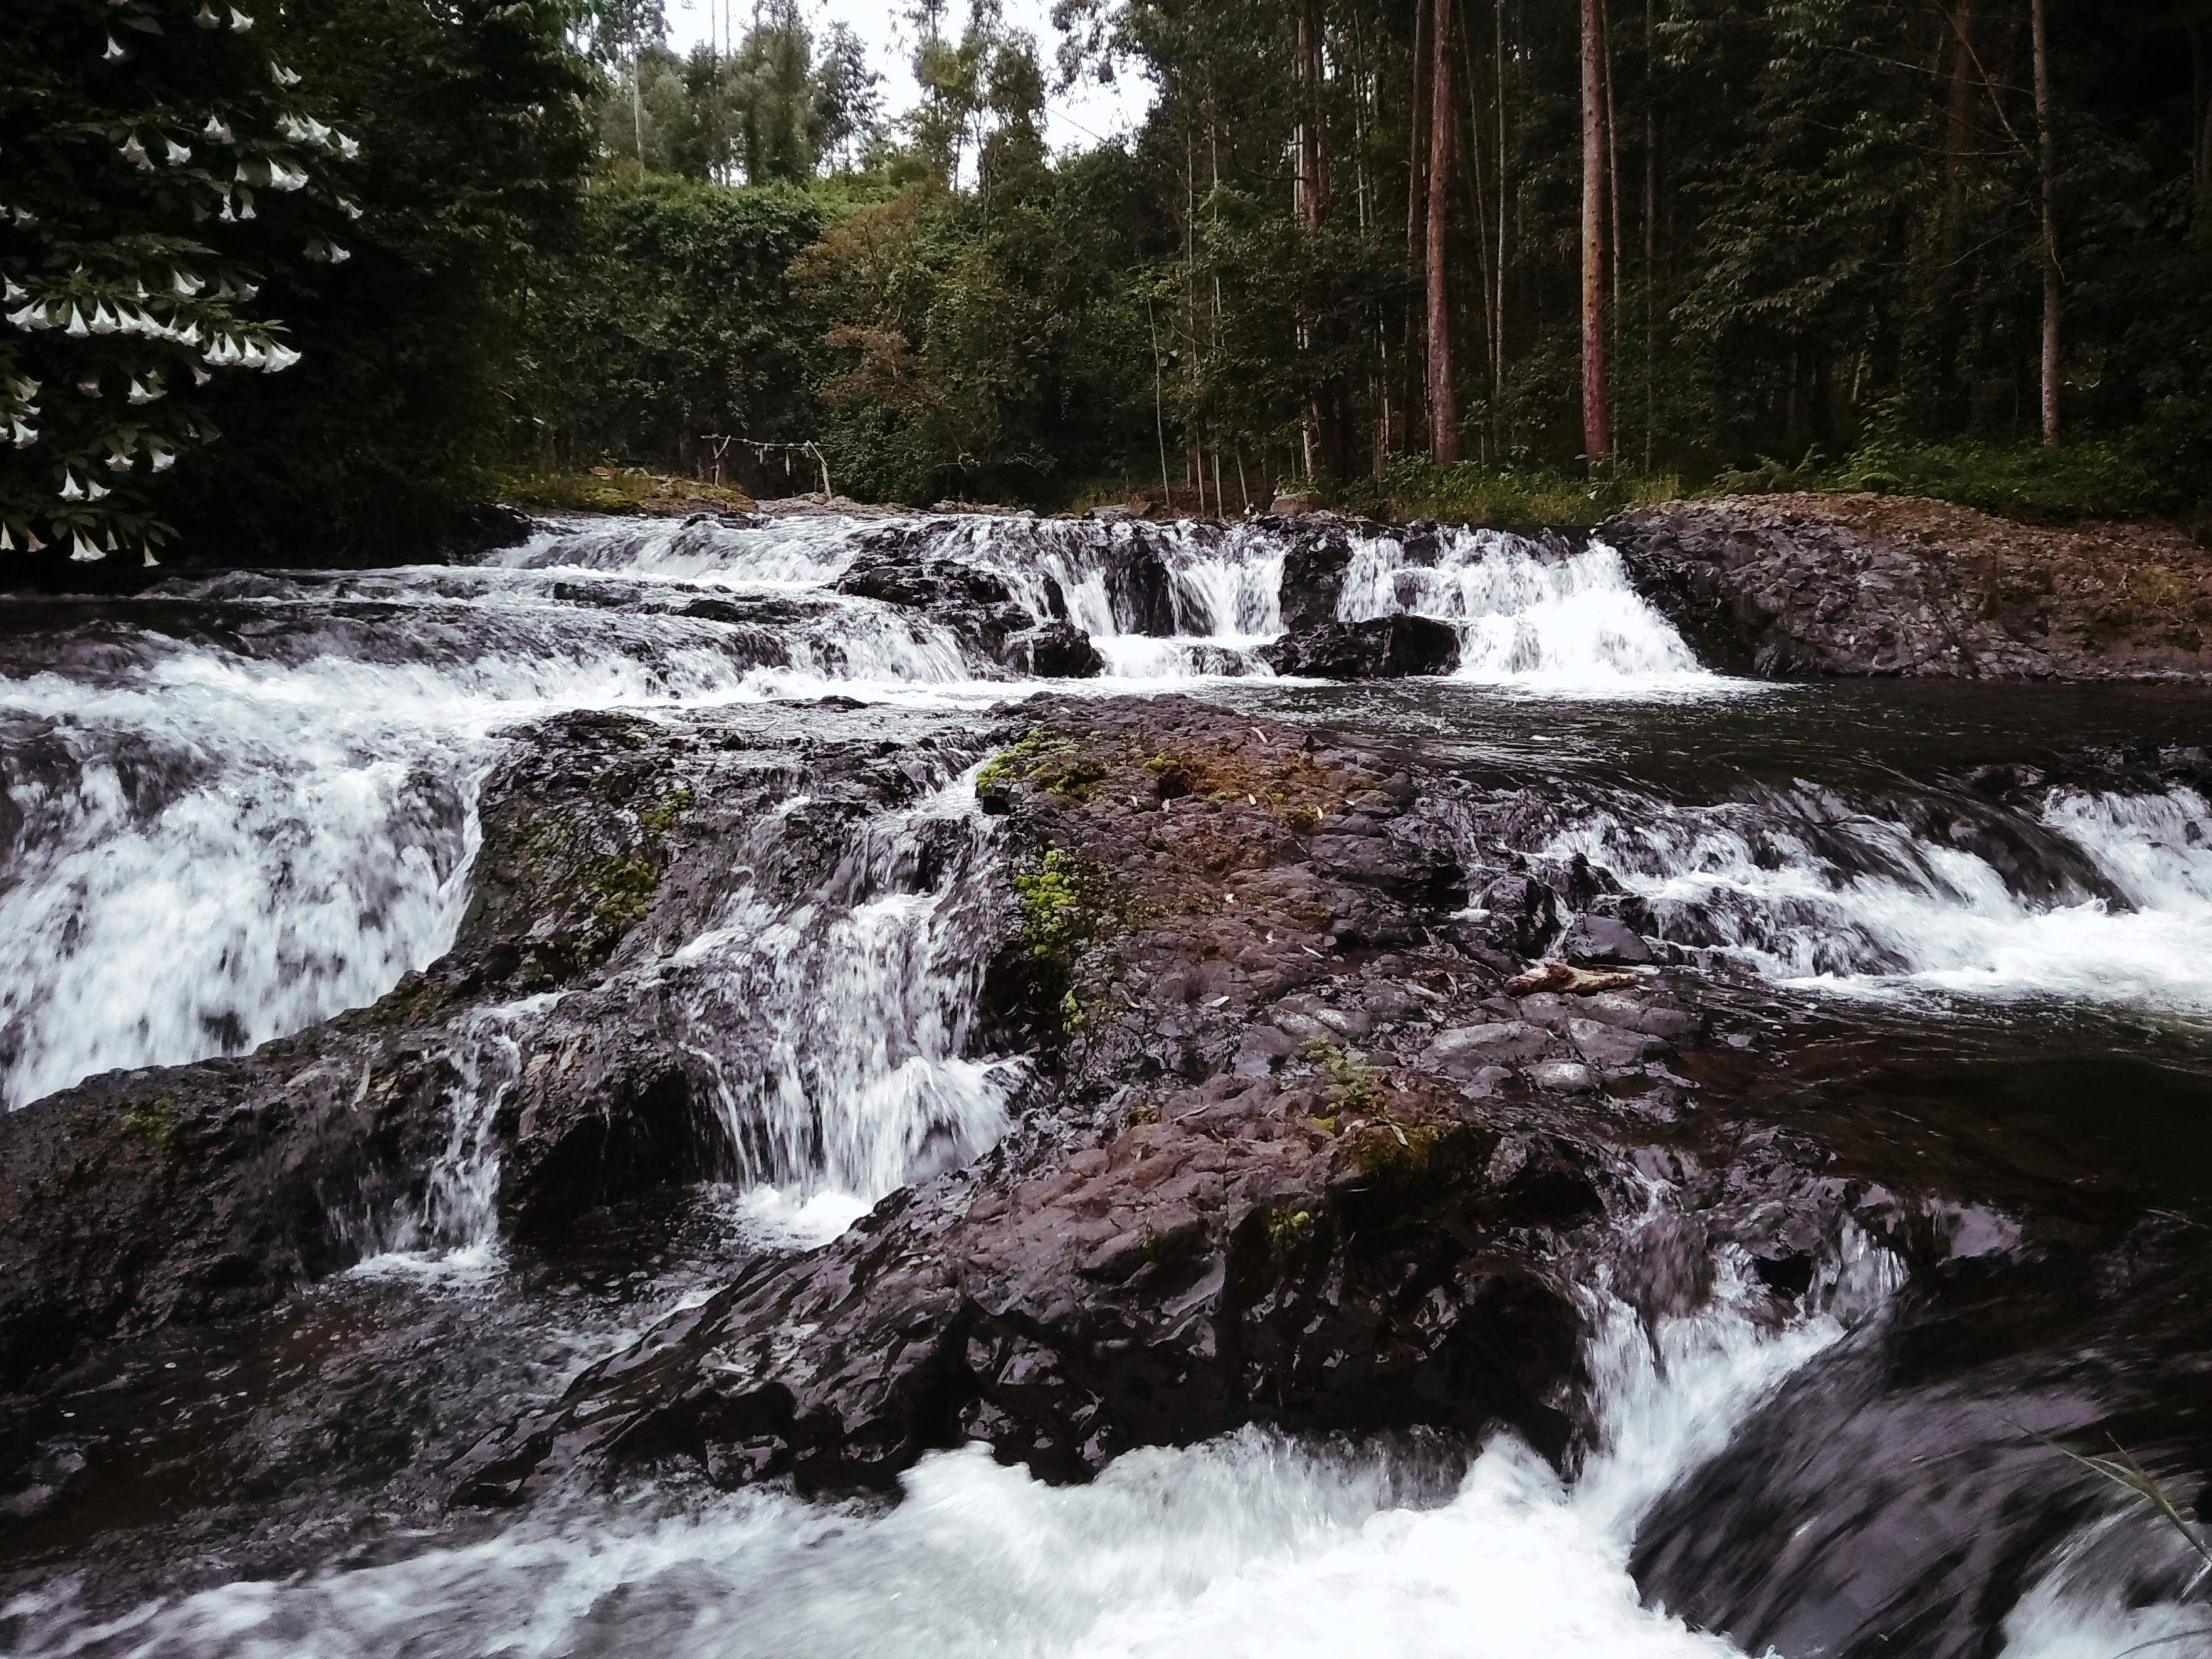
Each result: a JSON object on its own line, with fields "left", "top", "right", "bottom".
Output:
{"left": 5, "top": 0, "right": 2210, "bottom": 558}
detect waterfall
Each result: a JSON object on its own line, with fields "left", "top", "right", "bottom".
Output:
{"left": 1338, "top": 530, "right": 1709, "bottom": 686}
{"left": 3, "top": 1235, "right": 1903, "bottom": 1659}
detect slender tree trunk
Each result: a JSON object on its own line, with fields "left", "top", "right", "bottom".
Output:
{"left": 1149, "top": 295, "right": 1173, "bottom": 512}
{"left": 1461, "top": 1, "right": 1493, "bottom": 407}
{"left": 1494, "top": 0, "right": 1507, "bottom": 423}
{"left": 1406, "top": 0, "right": 1433, "bottom": 453}
{"left": 1603, "top": 0, "right": 1620, "bottom": 312}
{"left": 1643, "top": 0, "right": 1656, "bottom": 473}
{"left": 2032, "top": 0, "right": 2060, "bottom": 446}
{"left": 1297, "top": 0, "right": 1330, "bottom": 230}
{"left": 1427, "top": 0, "right": 1460, "bottom": 463}
{"left": 1944, "top": 0, "right": 1987, "bottom": 233}
{"left": 1580, "top": 0, "right": 1613, "bottom": 468}
{"left": 632, "top": 52, "right": 645, "bottom": 165}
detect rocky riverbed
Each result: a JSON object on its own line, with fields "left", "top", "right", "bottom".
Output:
{"left": 1, "top": 505, "right": 2207, "bottom": 1658}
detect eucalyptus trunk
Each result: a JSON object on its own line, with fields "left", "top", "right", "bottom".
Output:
{"left": 1580, "top": 0, "right": 1614, "bottom": 468}
{"left": 1427, "top": 0, "right": 1461, "bottom": 465}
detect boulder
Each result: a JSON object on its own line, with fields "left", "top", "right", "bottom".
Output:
{"left": 1556, "top": 914, "right": 1657, "bottom": 966}
{"left": 1259, "top": 615, "right": 1462, "bottom": 679}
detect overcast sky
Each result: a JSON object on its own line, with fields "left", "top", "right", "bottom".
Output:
{"left": 661, "top": 0, "right": 1152, "bottom": 155}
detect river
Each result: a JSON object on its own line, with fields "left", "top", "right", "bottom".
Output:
{"left": 0, "top": 510, "right": 2205, "bottom": 1658}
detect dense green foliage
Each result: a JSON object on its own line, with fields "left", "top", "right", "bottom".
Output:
{"left": 523, "top": 0, "right": 2212, "bottom": 516}
{"left": 8, "top": 0, "right": 2211, "bottom": 558}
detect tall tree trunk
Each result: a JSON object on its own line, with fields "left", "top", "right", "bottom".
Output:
{"left": 2032, "top": 0, "right": 2060, "bottom": 446}
{"left": 1494, "top": 0, "right": 1507, "bottom": 421}
{"left": 1944, "top": 0, "right": 1986, "bottom": 233}
{"left": 1427, "top": 0, "right": 1460, "bottom": 464}
{"left": 1406, "top": 0, "right": 1433, "bottom": 453}
{"left": 1461, "top": 0, "right": 1494, "bottom": 409}
{"left": 1297, "top": 0, "right": 1330, "bottom": 230}
{"left": 1580, "top": 0, "right": 1613, "bottom": 468}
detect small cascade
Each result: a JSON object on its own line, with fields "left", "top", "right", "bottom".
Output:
{"left": 9, "top": 1234, "right": 1902, "bottom": 1659}
{"left": 341, "top": 997, "right": 550, "bottom": 1268}
{"left": 1338, "top": 529, "right": 1708, "bottom": 686}
{"left": 1540, "top": 782, "right": 2212, "bottom": 1008}
{"left": 661, "top": 768, "right": 1022, "bottom": 1242}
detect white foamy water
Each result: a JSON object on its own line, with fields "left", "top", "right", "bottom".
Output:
{"left": 1549, "top": 783, "right": 2212, "bottom": 1010}
{"left": 1, "top": 1242, "right": 1900, "bottom": 1659}
{"left": 666, "top": 766, "right": 1023, "bottom": 1224}
{"left": 1338, "top": 530, "right": 1712, "bottom": 689}
{"left": 0, "top": 539, "right": 1004, "bottom": 1109}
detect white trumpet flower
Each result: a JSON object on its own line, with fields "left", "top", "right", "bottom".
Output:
{"left": 64, "top": 305, "right": 89, "bottom": 336}
{"left": 0, "top": 526, "right": 11, "bottom": 551}
{"left": 121, "top": 135, "right": 153, "bottom": 169}
{"left": 103, "top": 439, "right": 132, "bottom": 468}
{"left": 170, "top": 269, "right": 202, "bottom": 296}
{"left": 190, "top": 365, "right": 211, "bottom": 386}
{"left": 22, "top": 527, "right": 44, "bottom": 551}
{"left": 271, "top": 61, "right": 300, "bottom": 85}
{"left": 103, "top": 35, "right": 125, "bottom": 58}
{"left": 60, "top": 473, "right": 85, "bottom": 501}
{"left": 195, "top": 0, "right": 219, "bottom": 24}
{"left": 203, "top": 116, "right": 232, "bottom": 142}
{"left": 150, "top": 444, "right": 176, "bottom": 470}
{"left": 164, "top": 138, "right": 191, "bottom": 164}
{"left": 3, "top": 279, "right": 24, "bottom": 303}
{"left": 89, "top": 302, "right": 118, "bottom": 334}
{"left": 218, "top": 193, "right": 234, "bottom": 222}
{"left": 267, "top": 159, "right": 308, "bottom": 191}
{"left": 142, "top": 546, "right": 160, "bottom": 567}
{"left": 262, "top": 342, "right": 300, "bottom": 371}
{"left": 237, "top": 189, "right": 255, "bottom": 220}
{"left": 335, "top": 197, "right": 362, "bottom": 220}
{"left": 85, "top": 478, "right": 110, "bottom": 499}
{"left": 128, "top": 376, "right": 162, "bottom": 404}
{"left": 335, "top": 132, "right": 359, "bottom": 159}
{"left": 10, "top": 423, "right": 36, "bottom": 448}
{"left": 6, "top": 303, "right": 43, "bottom": 331}
{"left": 77, "top": 373, "right": 101, "bottom": 396}
{"left": 70, "top": 531, "right": 104, "bottom": 562}
{"left": 229, "top": 8, "right": 252, "bottom": 28}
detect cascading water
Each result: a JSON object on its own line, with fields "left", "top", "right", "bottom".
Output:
{"left": 1338, "top": 529, "right": 1709, "bottom": 686}
{"left": 0, "top": 1234, "right": 1904, "bottom": 1659}
{"left": 1538, "top": 781, "right": 2212, "bottom": 1009}
{"left": 3, "top": 514, "right": 2205, "bottom": 1658}
{"left": 0, "top": 512, "right": 1708, "bottom": 1107}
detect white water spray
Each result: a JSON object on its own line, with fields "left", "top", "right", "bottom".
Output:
{"left": 3, "top": 1239, "right": 1899, "bottom": 1659}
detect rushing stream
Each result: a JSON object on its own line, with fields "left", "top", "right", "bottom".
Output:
{"left": 1, "top": 510, "right": 2207, "bottom": 1657}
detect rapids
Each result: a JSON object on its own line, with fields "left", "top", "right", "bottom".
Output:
{"left": 1, "top": 509, "right": 2207, "bottom": 1657}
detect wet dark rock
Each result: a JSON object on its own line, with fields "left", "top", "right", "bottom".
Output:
{"left": 1609, "top": 494, "right": 2212, "bottom": 680}
{"left": 450, "top": 700, "right": 1934, "bottom": 1507}
{"left": 1556, "top": 914, "right": 1657, "bottom": 966}
{"left": 1258, "top": 616, "right": 1461, "bottom": 680}
{"left": 0, "top": 703, "right": 996, "bottom": 1385}
{"left": 1003, "top": 621, "right": 1103, "bottom": 678}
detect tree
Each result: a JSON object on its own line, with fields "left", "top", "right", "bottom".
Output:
{"left": 0, "top": 0, "right": 345, "bottom": 562}
{"left": 1425, "top": 0, "right": 1458, "bottom": 464}
{"left": 2031, "top": 0, "right": 2060, "bottom": 445}
{"left": 1580, "top": 0, "right": 1612, "bottom": 469}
